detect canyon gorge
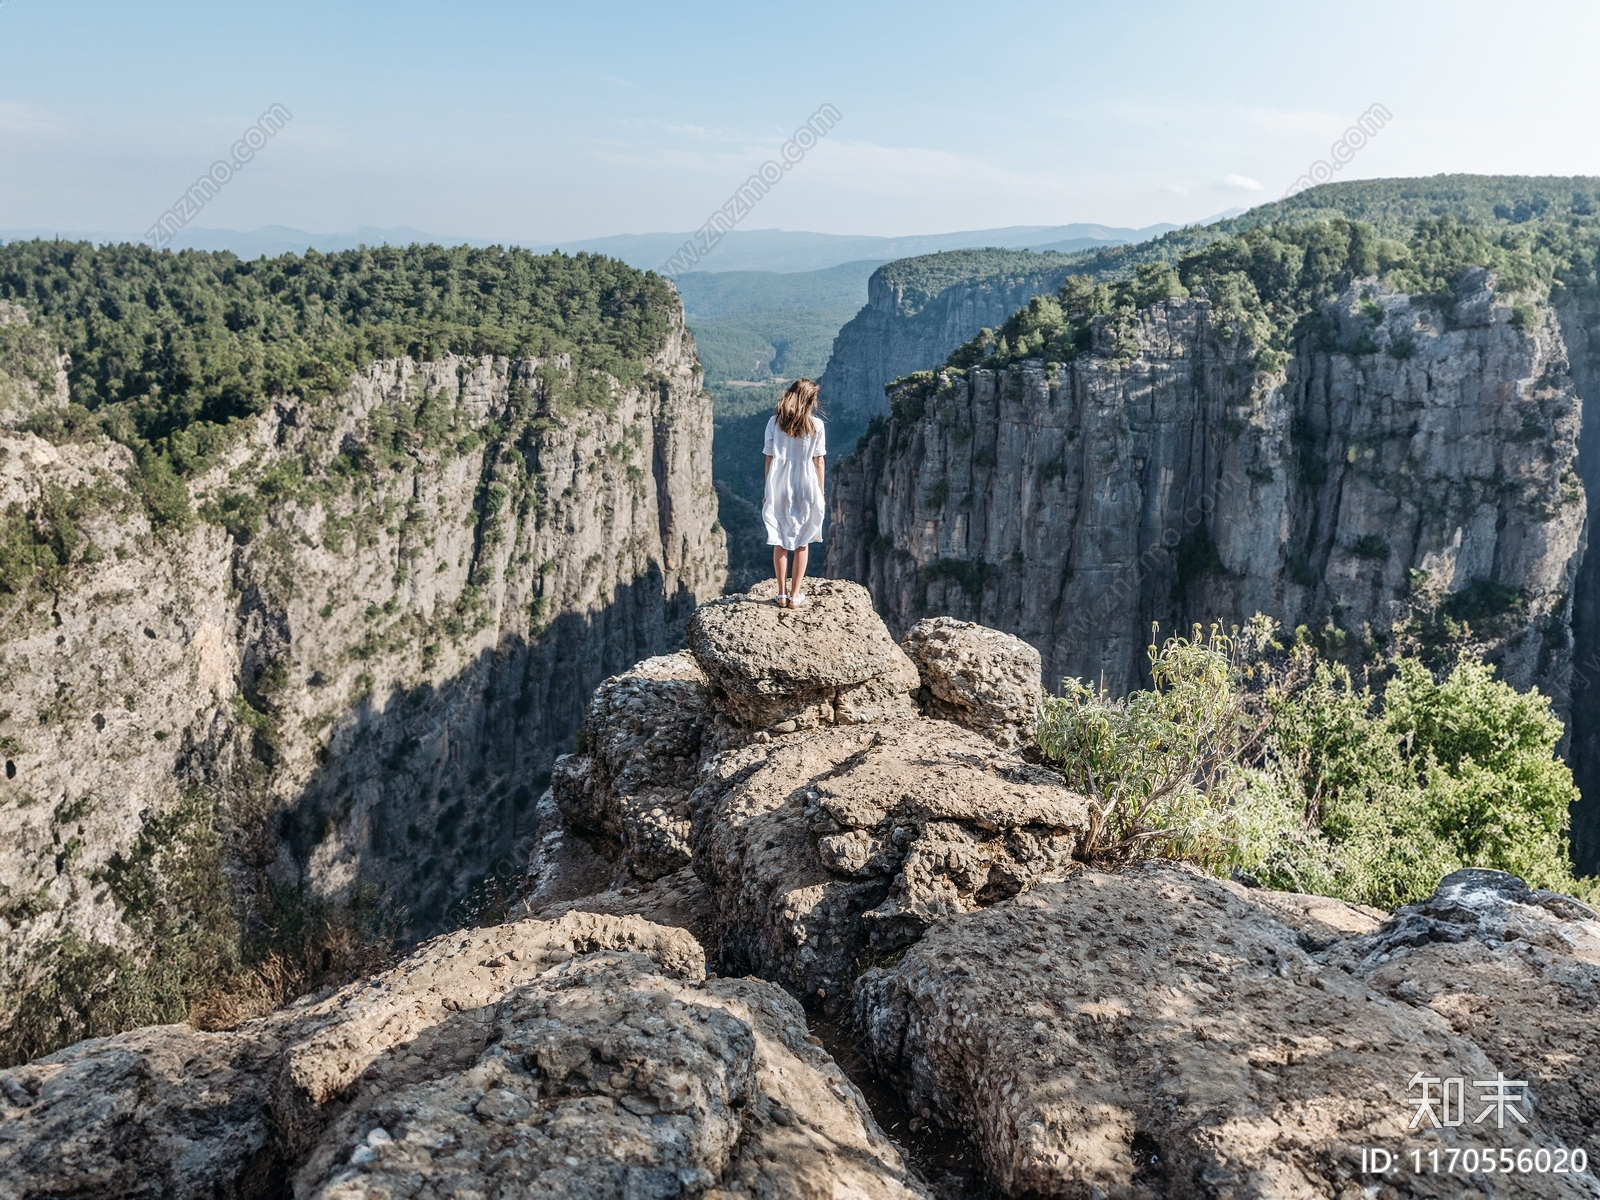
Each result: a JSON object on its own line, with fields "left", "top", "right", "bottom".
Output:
{"left": 3, "top": 179, "right": 1600, "bottom": 1198}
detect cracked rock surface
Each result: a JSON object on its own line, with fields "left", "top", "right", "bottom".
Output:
{"left": 2, "top": 913, "right": 922, "bottom": 1200}
{"left": 553, "top": 651, "right": 720, "bottom": 882}
{"left": 853, "top": 863, "right": 1600, "bottom": 1199}
{"left": 687, "top": 579, "right": 921, "bottom": 731}
{"left": 901, "top": 617, "right": 1042, "bottom": 749}
{"left": 297, "top": 953, "right": 923, "bottom": 1200}
{"left": 692, "top": 720, "right": 1089, "bottom": 1009}
{"left": 1331, "top": 868, "right": 1600, "bottom": 1158}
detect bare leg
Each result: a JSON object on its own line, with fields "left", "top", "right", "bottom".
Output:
{"left": 772, "top": 545, "right": 790, "bottom": 605}
{"left": 789, "top": 546, "right": 809, "bottom": 601}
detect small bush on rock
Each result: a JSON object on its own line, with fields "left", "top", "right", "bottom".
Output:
{"left": 1036, "top": 620, "right": 1271, "bottom": 862}
{"left": 1038, "top": 617, "right": 1594, "bottom": 908}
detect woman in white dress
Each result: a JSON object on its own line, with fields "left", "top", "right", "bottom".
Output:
{"left": 762, "top": 378, "right": 826, "bottom": 607}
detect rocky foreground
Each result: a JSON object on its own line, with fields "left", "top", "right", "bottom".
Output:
{"left": 4, "top": 581, "right": 1599, "bottom": 1199}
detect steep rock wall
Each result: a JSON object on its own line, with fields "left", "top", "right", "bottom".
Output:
{"left": 829, "top": 276, "right": 1585, "bottom": 709}
{"left": 818, "top": 260, "right": 1076, "bottom": 435}
{"left": 0, "top": 316, "right": 724, "bottom": 1057}
{"left": 1557, "top": 300, "right": 1600, "bottom": 866}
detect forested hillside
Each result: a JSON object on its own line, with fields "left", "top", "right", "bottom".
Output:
{"left": 818, "top": 177, "right": 1600, "bottom": 437}
{"left": 0, "top": 242, "right": 676, "bottom": 507}
{"left": 0, "top": 241, "right": 725, "bottom": 1063}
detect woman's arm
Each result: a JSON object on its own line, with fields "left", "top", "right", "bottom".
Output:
{"left": 765, "top": 455, "right": 773, "bottom": 477}
{"left": 813, "top": 455, "right": 825, "bottom": 494}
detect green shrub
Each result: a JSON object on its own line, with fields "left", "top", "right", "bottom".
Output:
{"left": 1037, "top": 620, "right": 1271, "bottom": 861}
{"left": 1351, "top": 533, "right": 1391, "bottom": 560}
{"left": 1038, "top": 617, "right": 1593, "bottom": 908}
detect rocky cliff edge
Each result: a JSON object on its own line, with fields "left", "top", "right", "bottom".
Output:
{"left": 4, "top": 583, "right": 1598, "bottom": 1199}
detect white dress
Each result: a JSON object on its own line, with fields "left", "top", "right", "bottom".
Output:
{"left": 762, "top": 415, "right": 826, "bottom": 549}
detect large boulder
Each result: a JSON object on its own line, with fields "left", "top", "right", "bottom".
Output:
{"left": 900, "top": 617, "right": 1042, "bottom": 749}
{"left": 295, "top": 954, "right": 924, "bottom": 1200}
{"left": 853, "top": 864, "right": 1592, "bottom": 1200}
{"left": 2, "top": 913, "right": 921, "bottom": 1200}
{"left": 691, "top": 720, "right": 1091, "bottom": 1008}
{"left": 687, "top": 580, "right": 920, "bottom": 731}
{"left": 1332, "top": 868, "right": 1600, "bottom": 1155}
{"left": 270, "top": 912, "right": 708, "bottom": 1158}
{"left": 0, "top": 1023, "right": 282, "bottom": 1200}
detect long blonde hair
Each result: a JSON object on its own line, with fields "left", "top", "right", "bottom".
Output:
{"left": 775, "top": 378, "right": 819, "bottom": 438}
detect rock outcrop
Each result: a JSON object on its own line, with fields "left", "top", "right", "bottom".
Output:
{"left": 900, "top": 616, "right": 1041, "bottom": 748}
{"left": 553, "top": 651, "right": 717, "bottom": 883}
{"left": 830, "top": 277, "right": 1587, "bottom": 708}
{"left": 537, "top": 587, "right": 1092, "bottom": 1013}
{"left": 0, "top": 305, "right": 725, "bottom": 1060}
{"left": 7, "top": 585, "right": 1600, "bottom": 1198}
{"left": 0, "top": 911, "right": 923, "bottom": 1200}
{"left": 691, "top": 721, "right": 1089, "bottom": 1009}
{"left": 686, "top": 579, "right": 921, "bottom": 731}
{"left": 853, "top": 864, "right": 1600, "bottom": 1198}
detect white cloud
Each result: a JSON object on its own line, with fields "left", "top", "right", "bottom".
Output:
{"left": 0, "top": 99, "right": 64, "bottom": 136}
{"left": 1222, "top": 173, "right": 1264, "bottom": 191}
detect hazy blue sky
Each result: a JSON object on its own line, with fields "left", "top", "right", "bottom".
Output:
{"left": 2, "top": 0, "right": 1597, "bottom": 241}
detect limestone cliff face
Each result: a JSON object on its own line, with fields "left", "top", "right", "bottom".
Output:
{"left": 829, "top": 274, "right": 1586, "bottom": 707}
{"left": 0, "top": 313, "right": 724, "bottom": 1056}
{"left": 1556, "top": 299, "right": 1600, "bottom": 865}
{"left": 818, "top": 259, "right": 1075, "bottom": 432}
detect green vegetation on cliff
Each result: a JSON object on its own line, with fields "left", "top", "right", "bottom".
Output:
{"left": 874, "top": 177, "right": 1600, "bottom": 392}
{"left": 929, "top": 206, "right": 1600, "bottom": 381}
{"left": 0, "top": 241, "right": 685, "bottom": 604}
{"left": 0, "top": 241, "right": 678, "bottom": 489}
{"left": 868, "top": 247, "right": 1075, "bottom": 315}
{"left": 1038, "top": 619, "right": 1591, "bottom": 909}
{"left": 1013, "top": 175, "right": 1600, "bottom": 291}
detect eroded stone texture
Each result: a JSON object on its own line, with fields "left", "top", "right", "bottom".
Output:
{"left": 552, "top": 652, "right": 716, "bottom": 881}
{"left": 0, "top": 1023, "right": 282, "bottom": 1200}
{"left": 0, "top": 909, "right": 924, "bottom": 1200}
{"left": 296, "top": 955, "right": 925, "bottom": 1200}
{"left": 518, "top": 790, "right": 616, "bottom": 915}
{"left": 521, "top": 867, "right": 719, "bottom": 950}
{"left": 1333, "top": 868, "right": 1600, "bottom": 1155}
{"left": 853, "top": 864, "right": 1595, "bottom": 1200}
{"left": 901, "top": 617, "right": 1042, "bottom": 748}
{"left": 686, "top": 580, "right": 920, "bottom": 730}
{"left": 1, "top": 914, "right": 716, "bottom": 1199}
{"left": 691, "top": 720, "right": 1089, "bottom": 1007}
{"left": 272, "top": 913, "right": 708, "bottom": 1157}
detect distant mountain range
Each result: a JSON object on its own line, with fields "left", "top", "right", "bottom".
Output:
{"left": 516, "top": 224, "right": 1191, "bottom": 273}
{"left": 0, "top": 218, "right": 1246, "bottom": 275}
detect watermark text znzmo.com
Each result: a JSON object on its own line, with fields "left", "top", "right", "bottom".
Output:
{"left": 660, "top": 104, "right": 841, "bottom": 277}
{"left": 145, "top": 104, "right": 293, "bottom": 248}
{"left": 1283, "top": 104, "right": 1391, "bottom": 198}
